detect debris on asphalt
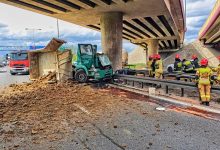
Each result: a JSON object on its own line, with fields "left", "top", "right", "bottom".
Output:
{"left": 0, "top": 76, "right": 126, "bottom": 145}
{"left": 155, "top": 124, "right": 160, "bottom": 129}
{"left": 156, "top": 107, "right": 166, "bottom": 111}
{"left": 1, "top": 72, "right": 220, "bottom": 149}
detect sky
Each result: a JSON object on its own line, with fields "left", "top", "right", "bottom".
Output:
{"left": 0, "top": 0, "right": 217, "bottom": 54}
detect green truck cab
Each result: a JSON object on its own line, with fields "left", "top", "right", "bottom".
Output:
{"left": 73, "top": 44, "right": 113, "bottom": 83}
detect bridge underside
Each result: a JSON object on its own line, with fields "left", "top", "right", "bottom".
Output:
{"left": 1, "top": 0, "right": 184, "bottom": 50}
{"left": 200, "top": 17, "right": 220, "bottom": 44}
{"left": 199, "top": 1, "right": 220, "bottom": 45}
{"left": 1, "top": 0, "right": 184, "bottom": 70}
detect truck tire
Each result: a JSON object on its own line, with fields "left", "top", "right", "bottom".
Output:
{"left": 10, "top": 70, "right": 16, "bottom": 75}
{"left": 75, "top": 69, "right": 88, "bottom": 83}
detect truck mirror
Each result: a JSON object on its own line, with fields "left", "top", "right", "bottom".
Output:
{"left": 92, "top": 45, "right": 97, "bottom": 53}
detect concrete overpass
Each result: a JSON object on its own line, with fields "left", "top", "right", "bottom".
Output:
{"left": 199, "top": 0, "right": 220, "bottom": 45}
{"left": 0, "top": 0, "right": 185, "bottom": 70}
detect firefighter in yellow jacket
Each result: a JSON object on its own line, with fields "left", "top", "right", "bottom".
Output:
{"left": 154, "top": 54, "right": 163, "bottom": 79}
{"left": 147, "top": 55, "right": 154, "bottom": 77}
{"left": 196, "top": 58, "right": 213, "bottom": 106}
{"left": 212, "top": 56, "right": 220, "bottom": 84}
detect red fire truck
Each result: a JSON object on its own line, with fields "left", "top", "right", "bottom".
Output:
{"left": 9, "top": 51, "right": 30, "bottom": 75}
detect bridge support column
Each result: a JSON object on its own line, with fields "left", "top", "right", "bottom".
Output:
{"left": 101, "top": 12, "right": 123, "bottom": 71}
{"left": 147, "top": 39, "right": 159, "bottom": 57}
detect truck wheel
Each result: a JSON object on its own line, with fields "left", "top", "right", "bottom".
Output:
{"left": 75, "top": 69, "right": 88, "bottom": 83}
{"left": 10, "top": 72, "right": 16, "bottom": 75}
{"left": 72, "top": 70, "right": 76, "bottom": 79}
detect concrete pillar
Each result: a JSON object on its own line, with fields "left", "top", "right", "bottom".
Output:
{"left": 101, "top": 12, "right": 123, "bottom": 71}
{"left": 147, "top": 39, "right": 159, "bottom": 58}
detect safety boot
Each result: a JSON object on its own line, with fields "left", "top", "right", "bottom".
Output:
{"left": 200, "top": 102, "right": 205, "bottom": 105}
{"left": 206, "top": 102, "right": 210, "bottom": 106}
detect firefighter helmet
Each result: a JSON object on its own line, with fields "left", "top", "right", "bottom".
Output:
{"left": 175, "top": 54, "right": 180, "bottom": 59}
{"left": 155, "top": 54, "right": 161, "bottom": 59}
{"left": 200, "top": 58, "right": 208, "bottom": 66}
{"left": 192, "top": 54, "right": 197, "bottom": 59}
{"left": 149, "top": 55, "right": 153, "bottom": 60}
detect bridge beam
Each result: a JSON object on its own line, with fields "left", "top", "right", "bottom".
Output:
{"left": 101, "top": 12, "right": 123, "bottom": 71}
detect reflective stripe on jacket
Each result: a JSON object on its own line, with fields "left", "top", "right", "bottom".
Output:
{"left": 212, "top": 64, "right": 220, "bottom": 80}
{"left": 183, "top": 60, "right": 194, "bottom": 71}
{"left": 147, "top": 60, "right": 153, "bottom": 70}
{"left": 196, "top": 67, "right": 213, "bottom": 85}
{"left": 155, "top": 59, "right": 163, "bottom": 73}
{"left": 174, "top": 61, "right": 182, "bottom": 71}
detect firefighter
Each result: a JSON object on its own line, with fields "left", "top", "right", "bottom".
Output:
{"left": 174, "top": 54, "right": 182, "bottom": 72}
{"left": 192, "top": 54, "right": 200, "bottom": 69}
{"left": 212, "top": 56, "right": 220, "bottom": 84}
{"left": 196, "top": 58, "right": 213, "bottom": 106}
{"left": 151, "top": 54, "right": 157, "bottom": 77}
{"left": 147, "top": 55, "right": 154, "bottom": 77}
{"left": 182, "top": 59, "right": 195, "bottom": 73}
{"left": 154, "top": 54, "right": 163, "bottom": 79}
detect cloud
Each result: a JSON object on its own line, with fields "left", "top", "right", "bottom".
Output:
{"left": 0, "top": 3, "right": 137, "bottom": 52}
{"left": 0, "top": 23, "right": 7, "bottom": 28}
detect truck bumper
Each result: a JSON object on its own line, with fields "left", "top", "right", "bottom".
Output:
{"left": 93, "top": 69, "right": 113, "bottom": 80}
{"left": 10, "top": 67, "right": 29, "bottom": 74}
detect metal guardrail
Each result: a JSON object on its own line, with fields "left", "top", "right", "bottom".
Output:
{"left": 117, "top": 68, "right": 197, "bottom": 81}
{"left": 113, "top": 74, "right": 220, "bottom": 96}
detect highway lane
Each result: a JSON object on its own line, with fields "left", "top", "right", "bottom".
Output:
{"left": 2, "top": 92, "right": 220, "bottom": 150}
{"left": 0, "top": 67, "right": 220, "bottom": 149}
{"left": 0, "top": 66, "right": 30, "bottom": 89}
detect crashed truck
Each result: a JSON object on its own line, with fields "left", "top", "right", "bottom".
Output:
{"left": 28, "top": 38, "right": 113, "bottom": 83}
{"left": 73, "top": 44, "right": 113, "bottom": 83}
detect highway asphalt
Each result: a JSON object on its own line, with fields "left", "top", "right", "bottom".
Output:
{"left": 1, "top": 90, "right": 220, "bottom": 150}
{"left": 0, "top": 66, "right": 29, "bottom": 89}
{"left": 0, "top": 66, "right": 220, "bottom": 150}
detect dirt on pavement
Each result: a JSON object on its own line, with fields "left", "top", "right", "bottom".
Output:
{"left": 0, "top": 74, "right": 127, "bottom": 148}
{"left": 1, "top": 72, "right": 220, "bottom": 149}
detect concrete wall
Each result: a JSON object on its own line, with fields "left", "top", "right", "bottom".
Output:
{"left": 163, "top": 41, "right": 220, "bottom": 68}
{"left": 128, "top": 46, "right": 146, "bottom": 64}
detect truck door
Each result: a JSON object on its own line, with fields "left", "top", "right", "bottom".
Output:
{"left": 78, "top": 44, "right": 94, "bottom": 69}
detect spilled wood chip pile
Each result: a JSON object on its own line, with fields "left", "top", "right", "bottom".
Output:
{"left": 0, "top": 73, "right": 125, "bottom": 146}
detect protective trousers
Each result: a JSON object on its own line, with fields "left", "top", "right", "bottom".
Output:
{"left": 154, "top": 60, "right": 163, "bottom": 79}
{"left": 155, "top": 71, "right": 163, "bottom": 79}
{"left": 198, "top": 84, "right": 211, "bottom": 102}
{"left": 148, "top": 69, "right": 153, "bottom": 77}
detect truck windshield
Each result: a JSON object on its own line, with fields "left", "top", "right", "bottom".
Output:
{"left": 98, "top": 55, "right": 111, "bottom": 66}
{"left": 79, "top": 45, "right": 93, "bottom": 55}
{"left": 10, "top": 53, "right": 28, "bottom": 60}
